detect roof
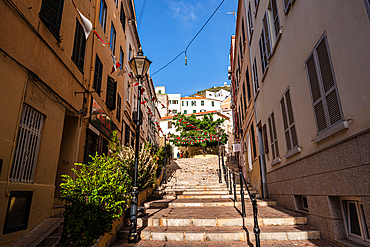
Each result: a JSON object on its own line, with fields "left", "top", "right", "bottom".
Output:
{"left": 160, "top": 110, "right": 229, "bottom": 121}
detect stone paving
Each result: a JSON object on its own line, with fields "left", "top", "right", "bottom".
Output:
{"left": 112, "top": 157, "right": 338, "bottom": 246}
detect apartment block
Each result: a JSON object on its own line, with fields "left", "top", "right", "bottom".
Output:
{"left": 232, "top": 0, "right": 370, "bottom": 245}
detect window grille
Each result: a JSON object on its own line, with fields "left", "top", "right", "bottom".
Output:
{"left": 10, "top": 105, "right": 44, "bottom": 183}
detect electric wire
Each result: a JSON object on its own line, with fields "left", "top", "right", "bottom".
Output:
{"left": 151, "top": 0, "right": 225, "bottom": 77}
{"left": 137, "top": 0, "right": 148, "bottom": 30}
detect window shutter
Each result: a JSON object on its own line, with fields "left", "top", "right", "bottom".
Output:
{"left": 39, "top": 0, "right": 64, "bottom": 29}
{"left": 251, "top": 122, "right": 257, "bottom": 159}
{"left": 272, "top": 113, "right": 279, "bottom": 157}
{"left": 93, "top": 55, "right": 103, "bottom": 95}
{"left": 106, "top": 77, "right": 117, "bottom": 111}
{"left": 241, "top": 19, "right": 246, "bottom": 43}
{"left": 120, "top": 3, "right": 126, "bottom": 32}
{"left": 268, "top": 116, "right": 275, "bottom": 159}
{"left": 316, "top": 39, "right": 342, "bottom": 126}
{"left": 246, "top": 68, "right": 252, "bottom": 102}
{"left": 306, "top": 53, "right": 327, "bottom": 132}
{"left": 271, "top": 0, "right": 280, "bottom": 38}
{"left": 263, "top": 13, "right": 271, "bottom": 57}
{"left": 262, "top": 124, "right": 269, "bottom": 153}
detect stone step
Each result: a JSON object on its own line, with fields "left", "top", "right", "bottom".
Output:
{"left": 43, "top": 234, "right": 61, "bottom": 246}
{"left": 129, "top": 205, "right": 307, "bottom": 227}
{"left": 112, "top": 239, "right": 333, "bottom": 247}
{"left": 139, "top": 225, "right": 320, "bottom": 241}
{"left": 144, "top": 198, "right": 277, "bottom": 209}
{"left": 175, "top": 194, "right": 249, "bottom": 199}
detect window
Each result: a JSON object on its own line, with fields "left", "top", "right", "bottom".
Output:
{"left": 365, "top": 0, "right": 370, "bottom": 21}
{"left": 172, "top": 110, "right": 177, "bottom": 114}
{"left": 241, "top": 18, "right": 246, "bottom": 44}
{"left": 305, "top": 35, "right": 343, "bottom": 135}
{"left": 120, "top": 3, "right": 126, "bottom": 31}
{"left": 252, "top": 57, "right": 259, "bottom": 94}
{"left": 247, "top": 3, "right": 253, "bottom": 41}
{"left": 191, "top": 101, "right": 196, "bottom": 106}
{"left": 254, "top": 0, "right": 259, "bottom": 11}
{"left": 201, "top": 100, "right": 204, "bottom": 106}
{"left": 280, "top": 89, "right": 298, "bottom": 152}
{"left": 184, "top": 110, "right": 187, "bottom": 114}
{"left": 193, "top": 110, "right": 196, "bottom": 113}
{"left": 341, "top": 198, "right": 369, "bottom": 244}
{"left": 262, "top": 12, "right": 272, "bottom": 59}
{"left": 283, "top": 0, "right": 293, "bottom": 14}
{"left": 251, "top": 122, "right": 257, "bottom": 159}
{"left": 110, "top": 23, "right": 116, "bottom": 54}
{"left": 270, "top": 0, "right": 281, "bottom": 40}
{"left": 116, "top": 94, "right": 121, "bottom": 121}
{"left": 172, "top": 100, "right": 178, "bottom": 104}
{"left": 168, "top": 121, "right": 172, "bottom": 129}
{"left": 129, "top": 45, "right": 132, "bottom": 60}
{"left": 242, "top": 82, "right": 247, "bottom": 113}
{"left": 93, "top": 55, "right": 103, "bottom": 95}
{"left": 84, "top": 129, "right": 98, "bottom": 164}
{"left": 182, "top": 101, "right": 184, "bottom": 106}
{"left": 106, "top": 76, "right": 117, "bottom": 111}
{"left": 186, "top": 101, "right": 189, "bottom": 106}
{"left": 72, "top": 19, "right": 87, "bottom": 72}
{"left": 239, "top": 38, "right": 243, "bottom": 61}
{"left": 246, "top": 68, "right": 252, "bottom": 102}
{"left": 262, "top": 124, "right": 269, "bottom": 153}
{"left": 212, "top": 101, "right": 214, "bottom": 107}
{"left": 120, "top": 47, "right": 124, "bottom": 70}
{"left": 158, "top": 90, "right": 161, "bottom": 94}
{"left": 99, "top": 0, "right": 107, "bottom": 31}
{"left": 39, "top": 0, "right": 64, "bottom": 39}
{"left": 114, "top": 0, "right": 118, "bottom": 7}
{"left": 268, "top": 112, "right": 279, "bottom": 161}
{"left": 125, "top": 123, "right": 130, "bottom": 146}
{"left": 3, "top": 191, "right": 33, "bottom": 234}
{"left": 259, "top": 30, "right": 268, "bottom": 75}
{"left": 126, "top": 84, "right": 130, "bottom": 102}
{"left": 295, "top": 195, "right": 309, "bottom": 212}
{"left": 10, "top": 105, "right": 44, "bottom": 183}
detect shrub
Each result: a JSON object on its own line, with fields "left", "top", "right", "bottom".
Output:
{"left": 117, "top": 143, "right": 158, "bottom": 191}
{"left": 59, "top": 154, "right": 131, "bottom": 247}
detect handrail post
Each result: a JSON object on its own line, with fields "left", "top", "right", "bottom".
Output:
{"left": 229, "top": 169, "right": 232, "bottom": 195}
{"left": 233, "top": 172, "right": 237, "bottom": 202}
{"left": 239, "top": 169, "right": 246, "bottom": 217}
{"left": 251, "top": 193, "right": 261, "bottom": 247}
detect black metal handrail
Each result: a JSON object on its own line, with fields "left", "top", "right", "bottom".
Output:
{"left": 226, "top": 166, "right": 261, "bottom": 247}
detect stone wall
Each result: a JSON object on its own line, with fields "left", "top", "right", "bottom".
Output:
{"left": 266, "top": 130, "right": 370, "bottom": 243}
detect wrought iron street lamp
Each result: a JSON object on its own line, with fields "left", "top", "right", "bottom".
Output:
{"left": 215, "top": 124, "right": 222, "bottom": 183}
{"left": 128, "top": 48, "right": 151, "bottom": 244}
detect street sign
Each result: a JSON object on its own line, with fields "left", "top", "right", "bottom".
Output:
{"left": 233, "top": 143, "right": 241, "bottom": 152}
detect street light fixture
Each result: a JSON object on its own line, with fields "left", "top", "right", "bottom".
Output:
{"left": 128, "top": 47, "right": 152, "bottom": 244}
{"left": 215, "top": 124, "right": 222, "bottom": 183}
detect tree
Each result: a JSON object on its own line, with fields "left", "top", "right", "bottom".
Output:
{"left": 169, "top": 113, "right": 228, "bottom": 153}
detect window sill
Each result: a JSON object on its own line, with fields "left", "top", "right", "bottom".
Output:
{"left": 285, "top": 146, "right": 301, "bottom": 159}
{"left": 271, "top": 157, "right": 281, "bottom": 166}
{"left": 314, "top": 121, "right": 349, "bottom": 143}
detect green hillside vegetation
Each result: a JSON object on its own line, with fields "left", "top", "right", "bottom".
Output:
{"left": 189, "top": 85, "right": 231, "bottom": 97}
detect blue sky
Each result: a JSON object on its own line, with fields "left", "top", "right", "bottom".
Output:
{"left": 134, "top": 0, "right": 238, "bottom": 96}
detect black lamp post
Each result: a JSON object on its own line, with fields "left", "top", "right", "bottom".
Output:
{"left": 128, "top": 48, "right": 151, "bottom": 244}
{"left": 215, "top": 124, "right": 222, "bottom": 183}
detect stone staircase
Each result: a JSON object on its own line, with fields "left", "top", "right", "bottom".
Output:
{"left": 113, "top": 157, "right": 334, "bottom": 246}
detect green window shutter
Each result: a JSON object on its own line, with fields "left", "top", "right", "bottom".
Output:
{"left": 39, "top": 0, "right": 64, "bottom": 29}
{"left": 106, "top": 76, "right": 117, "bottom": 111}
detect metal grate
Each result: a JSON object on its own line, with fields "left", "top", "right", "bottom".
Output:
{"left": 10, "top": 105, "right": 44, "bottom": 183}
